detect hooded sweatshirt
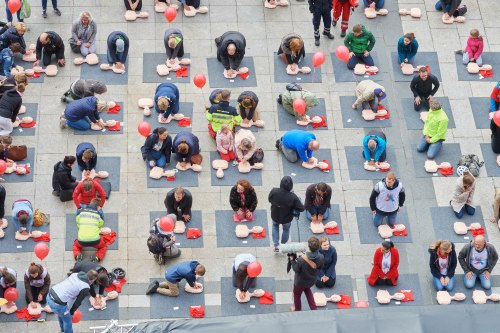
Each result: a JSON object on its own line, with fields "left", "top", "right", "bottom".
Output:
{"left": 369, "top": 178, "right": 405, "bottom": 215}
{"left": 0, "top": 89, "right": 22, "bottom": 122}
{"left": 52, "top": 161, "right": 77, "bottom": 192}
{"left": 291, "top": 251, "right": 324, "bottom": 288}
{"left": 268, "top": 176, "right": 305, "bottom": 224}
{"left": 423, "top": 108, "right": 449, "bottom": 143}
{"left": 465, "top": 36, "right": 483, "bottom": 60}
{"left": 344, "top": 25, "right": 376, "bottom": 54}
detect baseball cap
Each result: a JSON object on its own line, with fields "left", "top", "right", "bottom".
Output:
{"left": 374, "top": 88, "right": 386, "bottom": 100}
{"left": 116, "top": 39, "right": 125, "bottom": 53}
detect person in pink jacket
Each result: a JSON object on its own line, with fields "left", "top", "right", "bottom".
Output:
{"left": 216, "top": 123, "right": 235, "bottom": 162}
{"left": 457, "top": 29, "right": 483, "bottom": 67}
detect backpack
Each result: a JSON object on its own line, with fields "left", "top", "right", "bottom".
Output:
{"left": 20, "top": 0, "right": 31, "bottom": 20}
{"left": 33, "top": 209, "right": 49, "bottom": 227}
{"left": 457, "top": 154, "right": 484, "bottom": 177}
{"left": 147, "top": 233, "right": 164, "bottom": 255}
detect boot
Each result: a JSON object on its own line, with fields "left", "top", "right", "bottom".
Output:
{"left": 340, "top": 30, "right": 346, "bottom": 38}
{"left": 322, "top": 30, "right": 334, "bottom": 39}
{"left": 146, "top": 281, "right": 159, "bottom": 295}
{"left": 315, "top": 39, "right": 320, "bottom": 46}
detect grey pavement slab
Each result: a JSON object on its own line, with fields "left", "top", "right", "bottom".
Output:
{"left": 146, "top": 166, "right": 199, "bottom": 188}
{"left": 12, "top": 103, "right": 38, "bottom": 136}
{"left": 480, "top": 143, "right": 500, "bottom": 177}
{"left": 0, "top": 216, "right": 50, "bottom": 253}
{"left": 411, "top": 143, "right": 462, "bottom": 178}
{"left": 209, "top": 151, "right": 262, "bottom": 186}
{"left": 366, "top": 273, "right": 423, "bottom": 307}
{"left": 455, "top": 53, "right": 500, "bottom": 82}
{"left": 215, "top": 210, "right": 270, "bottom": 247}
{"left": 220, "top": 277, "right": 276, "bottom": 316}
{"left": 330, "top": 51, "right": 383, "bottom": 82}
{"left": 273, "top": 53, "right": 322, "bottom": 83}
{"left": 401, "top": 97, "right": 455, "bottom": 130}
{"left": 2, "top": 147, "right": 35, "bottom": 183}
{"left": 72, "top": 156, "right": 121, "bottom": 191}
{"left": 207, "top": 57, "right": 257, "bottom": 88}
{"left": 281, "top": 148, "right": 335, "bottom": 183}
{"left": 344, "top": 146, "right": 399, "bottom": 181}
{"left": 149, "top": 278, "right": 205, "bottom": 319}
{"left": 289, "top": 204, "right": 344, "bottom": 242}
{"left": 470, "top": 97, "right": 491, "bottom": 129}
{"left": 150, "top": 211, "right": 204, "bottom": 248}
{"left": 390, "top": 52, "right": 442, "bottom": 82}
{"left": 142, "top": 53, "right": 191, "bottom": 83}
{"left": 142, "top": 102, "right": 194, "bottom": 134}
{"left": 65, "top": 213, "right": 119, "bottom": 251}
{"left": 277, "top": 98, "right": 328, "bottom": 131}
{"left": 430, "top": 206, "right": 487, "bottom": 244}
{"left": 355, "top": 207, "right": 412, "bottom": 244}
{"left": 300, "top": 275, "right": 354, "bottom": 310}
{"left": 79, "top": 54, "right": 129, "bottom": 85}
{"left": 79, "top": 296, "right": 120, "bottom": 321}
{"left": 340, "top": 96, "right": 392, "bottom": 128}
{"left": 72, "top": 102, "right": 124, "bottom": 135}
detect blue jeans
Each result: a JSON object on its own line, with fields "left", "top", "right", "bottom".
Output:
{"left": 306, "top": 207, "right": 330, "bottom": 221}
{"left": 372, "top": 212, "right": 397, "bottom": 227}
{"left": 47, "top": 296, "right": 74, "bottom": 333}
{"left": 462, "top": 52, "right": 483, "bottom": 67}
{"left": 416, "top": 136, "right": 443, "bottom": 159}
{"left": 435, "top": 1, "right": 451, "bottom": 12}
{"left": 433, "top": 276, "right": 455, "bottom": 291}
{"left": 107, "top": 51, "right": 124, "bottom": 64}
{"left": 147, "top": 153, "right": 167, "bottom": 168}
{"left": 453, "top": 204, "right": 475, "bottom": 218}
{"left": 464, "top": 272, "right": 491, "bottom": 289}
{"left": 362, "top": 99, "right": 378, "bottom": 112}
{"left": 363, "top": 0, "right": 384, "bottom": 9}
{"left": 42, "top": 0, "right": 58, "bottom": 11}
{"left": 67, "top": 118, "right": 91, "bottom": 131}
{"left": 5, "top": 0, "right": 22, "bottom": 22}
{"left": 272, "top": 221, "right": 291, "bottom": 248}
{"left": 347, "top": 53, "right": 375, "bottom": 70}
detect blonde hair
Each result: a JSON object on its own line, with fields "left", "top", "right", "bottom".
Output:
{"left": 462, "top": 171, "right": 475, "bottom": 187}
{"left": 14, "top": 22, "right": 27, "bottom": 34}
{"left": 470, "top": 29, "right": 482, "bottom": 40}
{"left": 96, "top": 100, "right": 107, "bottom": 112}
{"left": 430, "top": 240, "right": 451, "bottom": 252}
{"left": 319, "top": 236, "right": 330, "bottom": 246}
{"left": 178, "top": 142, "right": 189, "bottom": 154}
{"left": 80, "top": 11, "right": 92, "bottom": 21}
{"left": 157, "top": 98, "right": 169, "bottom": 111}
{"left": 14, "top": 73, "right": 28, "bottom": 85}
{"left": 430, "top": 99, "right": 441, "bottom": 111}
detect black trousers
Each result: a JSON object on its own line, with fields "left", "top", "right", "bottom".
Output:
{"left": 315, "top": 277, "right": 336, "bottom": 288}
{"left": 312, "top": 9, "right": 332, "bottom": 37}
{"left": 25, "top": 285, "right": 48, "bottom": 305}
{"left": 375, "top": 277, "right": 396, "bottom": 286}
{"left": 0, "top": 184, "right": 5, "bottom": 219}
{"left": 42, "top": 47, "right": 65, "bottom": 66}
{"left": 124, "top": 0, "right": 142, "bottom": 10}
{"left": 492, "top": 135, "right": 500, "bottom": 154}
{"left": 414, "top": 95, "right": 430, "bottom": 111}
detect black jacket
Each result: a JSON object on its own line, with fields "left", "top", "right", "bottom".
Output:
{"left": 308, "top": 0, "right": 332, "bottom": 12}
{"left": 141, "top": 132, "right": 172, "bottom": 163}
{"left": 491, "top": 119, "right": 500, "bottom": 138}
{"left": 304, "top": 184, "right": 332, "bottom": 215}
{"left": 237, "top": 91, "right": 259, "bottom": 121}
{"left": 217, "top": 31, "right": 246, "bottom": 70}
{"left": 36, "top": 31, "right": 65, "bottom": 60}
{"left": 76, "top": 142, "right": 97, "bottom": 171}
{"left": 0, "top": 89, "right": 22, "bottom": 122}
{"left": 291, "top": 253, "right": 324, "bottom": 288}
{"left": 429, "top": 243, "right": 457, "bottom": 279}
{"left": 268, "top": 176, "right": 304, "bottom": 224}
{"left": 230, "top": 186, "right": 257, "bottom": 212}
{"left": 0, "top": 77, "right": 16, "bottom": 98}
{"left": 410, "top": 73, "right": 440, "bottom": 98}
{"left": 164, "top": 189, "right": 192, "bottom": 216}
{"left": 52, "top": 161, "right": 77, "bottom": 192}
{"left": 107, "top": 31, "right": 129, "bottom": 64}
{"left": 72, "top": 260, "right": 107, "bottom": 297}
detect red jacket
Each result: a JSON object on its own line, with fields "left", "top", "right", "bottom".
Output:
{"left": 465, "top": 36, "right": 483, "bottom": 60}
{"left": 368, "top": 247, "right": 399, "bottom": 286}
{"left": 72, "top": 180, "right": 106, "bottom": 208}
{"left": 491, "top": 84, "right": 500, "bottom": 103}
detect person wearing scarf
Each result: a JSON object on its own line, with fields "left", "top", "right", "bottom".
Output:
{"left": 429, "top": 240, "right": 457, "bottom": 291}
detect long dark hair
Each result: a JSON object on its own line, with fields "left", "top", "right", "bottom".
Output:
{"left": 235, "top": 263, "right": 248, "bottom": 287}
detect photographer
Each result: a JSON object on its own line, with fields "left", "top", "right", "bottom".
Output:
{"left": 289, "top": 237, "right": 324, "bottom": 311}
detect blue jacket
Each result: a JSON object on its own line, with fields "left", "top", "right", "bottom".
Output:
{"left": 0, "top": 48, "right": 14, "bottom": 77}
{"left": 317, "top": 245, "right": 337, "bottom": 279}
{"left": 76, "top": 142, "right": 97, "bottom": 171}
{"left": 154, "top": 83, "right": 180, "bottom": 118}
{"left": 0, "top": 26, "right": 26, "bottom": 54}
{"left": 397, "top": 37, "right": 418, "bottom": 64}
{"left": 64, "top": 96, "right": 101, "bottom": 123}
{"left": 282, "top": 130, "right": 316, "bottom": 162}
{"left": 165, "top": 261, "right": 199, "bottom": 287}
{"left": 12, "top": 199, "right": 34, "bottom": 233}
{"left": 363, "top": 134, "right": 386, "bottom": 161}
{"left": 107, "top": 31, "right": 129, "bottom": 64}
{"left": 172, "top": 131, "right": 200, "bottom": 163}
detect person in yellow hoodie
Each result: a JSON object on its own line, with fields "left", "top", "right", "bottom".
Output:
{"left": 417, "top": 99, "right": 449, "bottom": 159}
{"left": 206, "top": 89, "right": 242, "bottom": 139}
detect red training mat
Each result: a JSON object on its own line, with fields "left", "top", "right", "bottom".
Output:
{"left": 325, "top": 226, "right": 339, "bottom": 235}
{"left": 259, "top": 291, "right": 274, "bottom": 304}
{"left": 252, "top": 229, "right": 266, "bottom": 238}
{"left": 189, "top": 305, "right": 205, "bottom": 318}
{"left": 107, "top": 104, "right": 121, "bottom": 114}
{"left": 105, "top": 278, "right": 126, "bottom": 293}
{"left": 32, "top": 232, "right": 51, "bottom": 242}
{"left": 107, "top": 121, "right": 121, "bottom": 131}
{"left": 337, "top": 294, "right": 352, "bottom": 309}
{"left": 176, "top": 67, "right": 188, "bottom": 77}
{"left": 398, "top": 290, "right": 414, "bottom": 302}
{"left": 311, "top": 116, "right": 327, "bottom": 128}
{"left": 187, "top": 228, "right": 202, "bottom": 239}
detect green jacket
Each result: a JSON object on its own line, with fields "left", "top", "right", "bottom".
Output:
{"left": 423, "top": 108, "right": 449, "bottom": 143}
{"left": 281, "top": 90, "right": 319, "bottom": 119}
{"left": 344, "top": 25, "right": 376, "bottom": 54}
{"left": 76, "top": 207, "right": 104, "bottom": 242}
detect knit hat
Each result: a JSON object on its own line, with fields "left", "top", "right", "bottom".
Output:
{"left": 374, "top": 88, "right": 386, "bottom": 100}
{"left": 116, "top": 39, "right": 125, "bottom": 53}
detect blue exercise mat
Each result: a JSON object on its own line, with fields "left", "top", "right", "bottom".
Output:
{"left": 330, "top": 51, "right": 383, "bottom": 82}
{"left": 401, "top": 97, "right": 455, "bottom": 130}
{"left": 354, "top": 207, "right": 412, "bottom": 244}
{"left": 149, "top": 278, "right": 205, "bottom": 319}
{"left": 273, "top": 53, "right": 322, "bottom": 83}
{"left": 344, "top": 146, "right": 399, "bottom": 181}
{"left": 14, "top": 54, "right": 44, "bottom": 83}
{"left": 142, "top": 102, "right": 193, "bottom": 134}
{"left": 289, "top": 204, "right": 344, "bottom": 243}
{"left": 71, "top": 156, "right": 121, "bottom": 191}
{"left": 214, "top": 210, "right": 270, "bottom": 247}
{"left": 146, "top": 164, "right": 199, "bottom": 188}
{"left": 72, "top": 102, "right": 124, "bottom": 135}
{"left": 11, "top": 103, "right": 37, "bottom": 136}
{"left": 277, "top": 98, "right": 328, "bottom": 131}
{"left": 79, "top": 294, "right": 120, "bottom": 321}
{"left": 281, "top": 148, "right": 335, "bottom": 184}
{"left": 299, "top": 275, "right": 354, "bottom": 310}
{"left": 143, "top": 53, "right": 191, "bottom": 83}
{"left": 65, "top": 213, "right": 119, "bottom": 251}
{"left": 365, "top": 274, "right": 423, "bottom": 307}
{"left": 0, "top": 216, "right": 50, "bottom": 253}
{"left": 455, "top": 53, "right": 500, "bottom": 82}
{"left": 149, "top": 211, "right": 204, "bottom": 248}
{"left": 206, "top": 57, "right": 257, "bottom": 88}
{"left": 390, "top": 52, "right": 442, "bottom": 82}
{"left": 209, "top": 151, "right": 263, "bottom": 186}
{"left": 339, "top": 96, "right": 392, "bottom": 128}
{"left": 80, "top": 54, "right": 128, "bottom": 85}
{"left": 220, "top": 277, "right": 276, "bottom": 316}
{"left": 469, "top": 97, "right": 491, "bottom": 129}
{"left": 2, "top": 147, "right": 35, "bottom": 183}
{"left": 430, "top": 274, "right": 486, "bottom": 306}
{"left": 480, "top": 143, "right": 500, "bottom": 177}
{"left": 430, "top": 206, "right": 487, "bottom": 244}
{"left": 410, "top": 143, "right": 461, "bottom": 178}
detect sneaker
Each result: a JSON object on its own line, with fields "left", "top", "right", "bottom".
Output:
{"left": 52, "top": 190, "right": 60, "bottom": 197}
{"left": 146, "top": 281, "right": 159, "bottom": 295}
{"left": 274, "top": 247, "right": 279, "bottom": 253}
{"left": 275, "top": 139, "right": 281, "bottom": 150}
{"left": 75, "top": 254, "right": 83, "bottom": 261}
{"left": 332, "top": 20, "right": 337, "bottom": 27}
{"left": 340, "top": 30, "right": 346, "bottom": 38}
{"left": 42, "top": 11, "right": 47, "bottom": 18}
{"left": 322, "top": 32, "right": 334, "bottom": 39}
{"left": 59, "top": 115, "right": 67, "bottom": 129}
{"left": 91, "top": 254, "right": 100, "bottom": 263}
{"left": 315, "top": 39, "right": 320, "bottom": 46}
{"left": 277, "top": 94, "right": 282, "bottom": 105}
{"left": 455, "top": 50, "right": 463, "bottom": 55}
{"left": 54, "top": 8, "right": 61, "bottom": 16}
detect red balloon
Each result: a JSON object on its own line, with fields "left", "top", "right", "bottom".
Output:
{"left": 34, "top": 242, "right": 49, "bottom": 261}
{"left": 193, "top": 73, "right": 206, "bottom": 89}
{"left": 72, "top": 309, "right": 82, "bottom": 323}
{"left": 355, "top": 301, "right": 369, "bottom": 308}
{"left": 292, "top": 98, "right": 306, "bottom": 115}
{"left": 335, "top": 45, "right": 350, "bottom": 63}
{"left": 137, "top": 121, "right": 151, "bottom": 138}
{"left": 7, "top": 0, "right": 21, "bottom": 14}
{"left": 246, "top": 261, "right": 262, "bottom": 278}
{"left": 312, "top": 52, "right": 326, "bottom": 67}
{"left": 159, "top": 216, "right": 174, "bottom": 232}
{"left": 494, "top": 111, "right": 500, "bottom": 127}
{"left": 0, "top": 160, "right": 6, "bottom": 174}
{"left": 164, "top": 7, "right": 177, "bottom": 22}
{"left": 4, "top": 288, "right": 18, "bottom": 302}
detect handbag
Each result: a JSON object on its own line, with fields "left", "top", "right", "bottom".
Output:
{"left": 20, "top": 0, "right": 31, "bottom": 19}
{"left": 249, "top": 148, "right": 264, "bottom": 165}
{"left": 7, "top": 145, "right": 27, "bottom": 161}
{"left": 68, "top": 38, "right": 81, "bottom": 53}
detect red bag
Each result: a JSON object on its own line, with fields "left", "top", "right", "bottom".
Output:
{"left": 105, "top": 278, "right": 126, "bottom": 293}
{"left": 107, "top": 104, "right": 121, "bottom": 114}
{"left": 189, "top": 306, "right": 205, "bottom": 318}
{"left": 311, "top": 116, "right": 327, "bottom": 128}
{"left": 102, "top": 231, "right": 117, "bottom": 245}
{"left": 20, "top": 120, "right": 36, "bottom": 128}
{"left": 178, "top": 118, "right": 191, "bottom": 127}
{"left": 398, "top": 290, "right": 414, "bottom": 302}
{"left": 107, "top": 121, "right": 121, "bottom": 131}
{"left": 32, "top": 232, "right": 51, "bottom": 242}
{"left": 337, "top": 294, "right": 352, "bottom": 309}
{"left": 325, "top": 226, "right": 339, "bottom": 235}
{"left": 176, "top": 67, "right": 188, "bottom": 78}
{"left": 471, "top": 227, "right": 484, "bottom": 237}
{"left": 16, "top": 308, "right": 41, "bottom": 321}
{"left": 259, "top": 291, "right": 274, "bottom": 304}
{"left": 187, "top": 228, "right": 202, "bottom": 239}
{"left": 319, "top": 160, "right": 331, "bottom": 172}
{"left": 252, "top": 229, "right": 266, "bottom": 238}
{"left": 480, "top": 69, "right": 493, "bottom": 78}
{"left": 238, "top": 72, "right": 250, "bottom": 80}
{"left": 392, "top": 228, "right": 408, "bottom": 237}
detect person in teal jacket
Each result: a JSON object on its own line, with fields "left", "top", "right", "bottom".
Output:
{"left": 344, "top": 24, "right": 376, "bottom": 70}
{"left": 276, "top": 130, "right": 320, "bottom": 164}
{"left": 417, "top": 99, "right": 449, "bottom": 159}
{"left": 363, "top": 130, "right": 387, "bottom": 164}
{"left": 397, "top": 33, "right": 418, "bottom": 66}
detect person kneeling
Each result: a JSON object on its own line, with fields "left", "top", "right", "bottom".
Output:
{"left": 73, "top": 199, "right": 108, "bottom": 263}
{"left": 148, "top": 214, "right": 181, "bottom": 265}
{"left": 368, "top": 241, "right": 399, "bottom": 286}
{"left": 146, "top": 261, "right": 205, "bottom": 296}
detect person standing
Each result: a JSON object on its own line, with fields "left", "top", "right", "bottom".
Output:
{"left": 369, "top": 173, "right": 405, "bottom": 228}
{"left": 268, "top": 176, "right": 305, "bottom": 252}
{"left": 332, "top": 0, "right": 356, "bottom": 38}
{"left": 410, "top": 67, "right": 440, "bottom": 112}
{"left": 164, "top": 187, "right": 192, "bottom": 223}
{"left": 308, "top": 0, "right": 334, "bottom": 46}
{"left": 42, "top": 0, "right": 61, "bottom": 18}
